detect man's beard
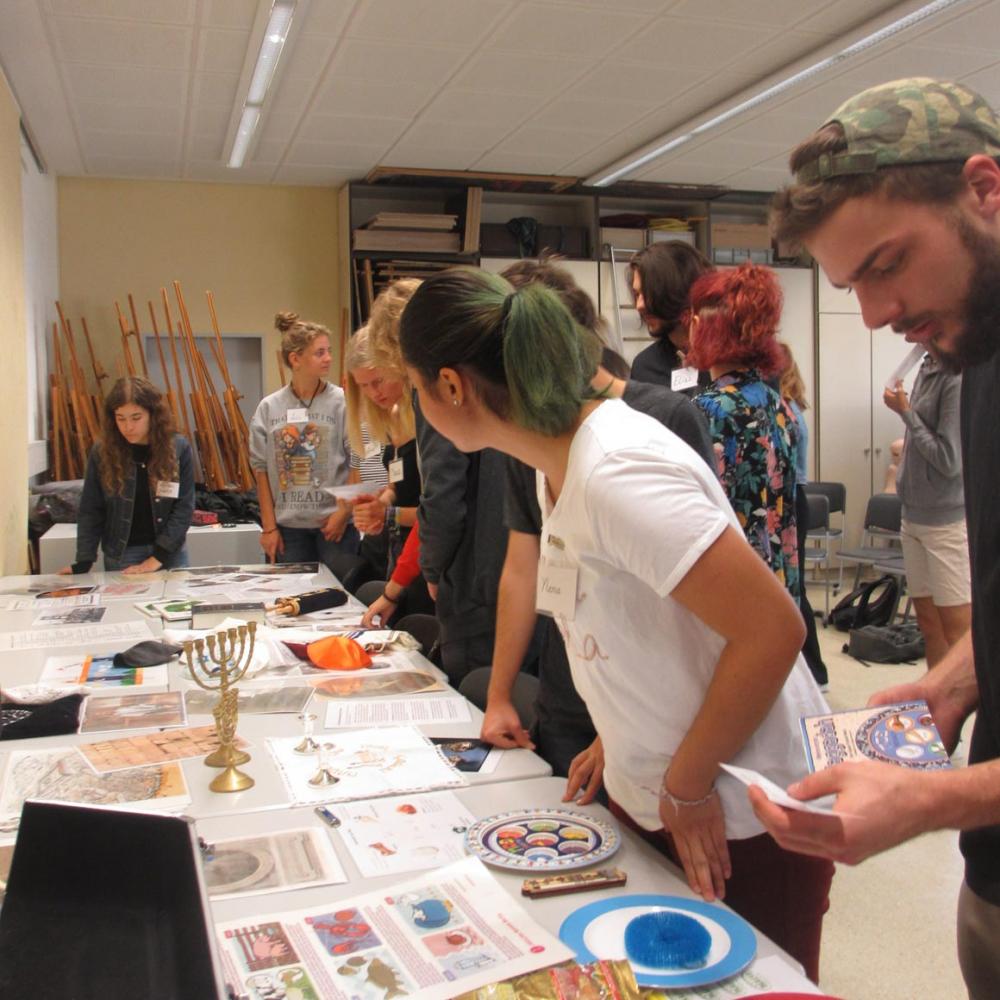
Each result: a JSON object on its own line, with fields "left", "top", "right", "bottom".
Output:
{"left": 942, "top": 215, "right": 1000, "bottom": 372}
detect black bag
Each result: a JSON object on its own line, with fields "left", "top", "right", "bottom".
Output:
{"left": 845, "top": 622, "right": 926, "bottom": 664}
{"left": 828, "top": 574, "right": 899, "bottom": 632}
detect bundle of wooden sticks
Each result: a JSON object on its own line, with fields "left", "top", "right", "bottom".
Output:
{"left": 50, "top": 282, "right": 254, "bottom": 492}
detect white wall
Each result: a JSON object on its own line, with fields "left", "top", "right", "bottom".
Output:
{"left": 20, "top": 130, "right": 58, "bottom": 477}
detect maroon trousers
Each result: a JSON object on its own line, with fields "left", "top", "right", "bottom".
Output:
{"left": 610, "top": 800, "right": 834, "bottom": 984}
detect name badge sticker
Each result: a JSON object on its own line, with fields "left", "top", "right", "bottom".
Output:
{"left": 536, "top": 560, "right": 578, "bottom": 621}
{"left": 156, "top": 480, "right": 180, "bottom": 499}
{"left": 388, "top": 458, "right": 405, "bottom": 484}
{"left": 671, "top": 366, "right": 699, "bottom": 392}
{"left": 286, "top": 407, "right": 309, "bottom": 424}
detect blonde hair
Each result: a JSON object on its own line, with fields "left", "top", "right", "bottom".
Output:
{"left": 275, "top": 310, "right": 331, "bottom": 366}
{"left": 344, "top": 323, "right": 415, "bottom": 453}
{"left": 778, "top": 341, "right": 809, "bottom": 410}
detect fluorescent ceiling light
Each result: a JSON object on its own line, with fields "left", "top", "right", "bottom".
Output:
{"left": 585, "top": 0, "right": 973, "bottom": 187}
{"left": 228, "top": 1, "right": 295, "bottom": 168}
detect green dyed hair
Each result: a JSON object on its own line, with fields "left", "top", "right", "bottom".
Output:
{"left": 398, "top": 268, "right": 599, "bottom": 437}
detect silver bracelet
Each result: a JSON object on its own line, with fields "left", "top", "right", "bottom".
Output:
{"left": 659, "top": 782, "right": 716, "bottom": 809}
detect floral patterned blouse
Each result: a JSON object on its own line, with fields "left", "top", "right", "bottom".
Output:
{"left": 694, "top": 369, "right": 800, "bottom": 598}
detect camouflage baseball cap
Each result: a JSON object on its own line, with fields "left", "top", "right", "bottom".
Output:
{"left": 795, "top": 77, "right": 1000, "bottom": 184}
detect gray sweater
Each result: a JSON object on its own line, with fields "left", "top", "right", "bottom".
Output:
{"left": 896, "top": 354, "right": 965, "bottom": 526}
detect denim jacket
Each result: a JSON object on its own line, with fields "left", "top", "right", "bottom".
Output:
{"left": 75, "top": 434, "right": 195, "bottom": 567}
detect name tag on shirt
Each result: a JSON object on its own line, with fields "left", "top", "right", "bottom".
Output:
{"left": 671, "top": 366, "right": 699, "bottom": 392}
{"left": 536, "top": 560, "right": 578, "bottom": 621}
{"left": 155, "top": 480, "right": 180, "bottom": 499}
{"left": 364, "top": 441, "right": 382, "bottom": 460}
{"left": 388, "top": 458, "right": 404, "bottom": 484}
{"left": 286, "top": 407, "right": 309, "bottom": 424}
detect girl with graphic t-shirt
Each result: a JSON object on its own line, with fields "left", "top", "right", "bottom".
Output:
{"left": 249, "top": 312, "right": 356, "bottom": 571}
{"left": 396, "top": 268, "right": 833, "bottom": 983}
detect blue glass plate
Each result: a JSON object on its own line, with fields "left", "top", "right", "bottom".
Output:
{"left": 559, "top": 893, "right": 757, "bottom": 989}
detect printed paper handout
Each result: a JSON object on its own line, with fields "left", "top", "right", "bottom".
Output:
{"left": 309, "top": 670, "right": 445, "bottom": 700}
{"left": 39, "top": 653, "right": 168, "bottom": 690}
{"left": 0, "top": 620, "right": 153, "bottom": 651}
{"left": 79, "top": 691, "right": 187, "bottom": 734}
{"left": 215, "top": 855, "right": 573, "bottom": 1000}
{"left": 430, "top": 738, "right": 502, "bottom": 775}
{"left": 324, "top": 697, "right": 472, "bottom": 728}
{"left": 801, "top": 700, "right": 951, "bottom": 772}
{"left": 201, "top": 827, "right": 347, "bottom": 900}
{"left": 185, "top": 686, "right": 314, "bottom": 717}
{"left": 332, "top": 790, "right": 478, "bottom": 879}
{"left": 78, "top": 725, "right": 239, "bottom": 773}
{"left": 0, "top": 746, "right": 190, "bottom": 827}
{"left": 31, "top": 606, "right": 107, "bottom": 627}
{"left": 266, "top": 726, "right": 465, "bottom": 806}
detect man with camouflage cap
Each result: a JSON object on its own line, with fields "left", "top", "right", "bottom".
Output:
{"left": 750, "top": 77, "right": 1000, "bottom": 997}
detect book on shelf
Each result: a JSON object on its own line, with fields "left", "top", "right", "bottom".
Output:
{"left": 352, "top": 229, "right": 461, "bottom": 252}
{"left": 363, "top": 211, "right": 458, "bottom": 230}
{"left": 800, "top": 700, "right": 951, "bottom": 772}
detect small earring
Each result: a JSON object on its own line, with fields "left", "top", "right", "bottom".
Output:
{"left": 453, "top": 398, "right": 460, "bottom": 407}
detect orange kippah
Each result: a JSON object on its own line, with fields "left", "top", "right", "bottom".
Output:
{"left": 304, "top": 635, "right": 372, "bottom": 671}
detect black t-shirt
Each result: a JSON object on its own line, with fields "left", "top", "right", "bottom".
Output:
{"left": 127, "top": 444, "right": 155, "bottom": 546}
{"left": 503, "top": 384, "right": 717, "bottom": 725}
{"left": 630, "top": 339, "right": 712, "bottom": 398}
{"left": 384, "top": 437, "right": 420, "bottom": 508}
{"left": 958, "top": 348, "right": 1000, "bottom": 905}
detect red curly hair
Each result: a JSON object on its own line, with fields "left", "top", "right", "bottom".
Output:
{"left": 685, "top": 263, "right": 784, "bottom": 377}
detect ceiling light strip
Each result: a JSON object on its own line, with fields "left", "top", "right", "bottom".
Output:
{"left": 228, "top": 1, "right": 296, "bottom": 169}
{"left": 585, "top": 0, "right": 973, "bottom": 187}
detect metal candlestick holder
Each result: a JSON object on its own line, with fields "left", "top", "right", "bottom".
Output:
{"left": 308, "top": 743, "right": 340, "bottom": 787}
{"left": 182, "top": 622, "right": 257, "bottom": 793}
{"left": 293, "top": 712, "right": 319, "bottom": 755}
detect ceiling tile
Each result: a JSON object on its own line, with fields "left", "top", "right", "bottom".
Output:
{"left": 201, "top": 0, "right": 258, "bottom": 30}
{"left": 281, "top": 32, "right": 339, "bottom": 75}
{"left": 271, "top": 164, "right": 359, "bottom": 186}
{"left": 299, "top": 2, "right": 358, "bottom": 37}
{"left": 46, "top": 0, "right": 196, "bottom": 22}
{"left": 901, "top": 1, "right": 1000, "bottom": 52}
{"left": 67, "top": 64, "right": 187, "bottom": 107}
{"left": 452, "top": 50, "right": 589, "bottom": 96}
{"left": 378, "top": 147, "right": 482, "bottom": 170}
{"left": 420, "top": 89, "right": 538, "bottom": 129}
{"left": 191, "top": 103, "right": 232, "bottom": 137}
{"left": 494, "top": 125, "right": 608, "bottom": 158}
{"left": 471, "top": 149, "right": 576, "bottom": 174}
{"left": 530, "top": 96, "right": 657, "bottom": 133}
{"left": 187, "top": 132, "right": 226, "bottom": 161}
{"left": 717, "top": 165, "right": 791, "bottom": 191}
{"left": 719, "top": 111, "right": 827, "bottom": 147}
{"left": 250, "top": 139, "right": 285, "bottom": 165}
{"left": 486, "top": 3, "right": 649, "bottom": 58}
{"left": 958, "top": 61, "right": 1000, "bottom": 106}
{"left": 50, "top": 15, "right": 191, "bottom": 69}
{"left": 300, "top": 114, "right": 410, "bottom": 146}
{"left": 570, "top": 61, "right": 695, "bottom": 103}
{"left": 186, "top": 160, "right": 277, "bottom": 183}
{"left": 191, "top": 71, "right": 240, "bottom": 108}
{"left": 348, "top": 0, "right": 509, "bottom": 47}
{"left": 268, "top": 72, "right": 319, "bottom": 112}
{"left": 81, "top": 129, "right": 180, "bottom": 160}
{"left": 258, "top": 111, "right": 303, "bottom": 144}
{"left": 847, "top": 41, "right": 998, "bottom": 82}
{"left": 618, "top": 16, "right": 774, "bottom": 70}
{"left": 329, "top": 39, "right": 467, "bottom": 87}
{"left": 668, "top": 0, "right": 826, "bottom": 29}
{"left": 75, "top": 100, "right": 182, "bottom": 134}
{"left": 85, "top": 155, "right": 181, "bottom": 177}
{"left": 393, "top": 119, "right": 500, "bottom": 149}
{"left": 286, "top": 139, "right": 389, "bottom": 169}
{"left": 312, "top": 75, "right": 434, "bottom": 118}
{"left": 796, "top": 0, "right": 904, "bottom": 36}
{"left": 732, "top": 30, "right": 830, "bottom": 82}
{"left": 196, "top": 27, "right": 251, "bottom": 74}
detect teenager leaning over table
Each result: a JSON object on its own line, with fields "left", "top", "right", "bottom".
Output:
{"left": 61, "top": 376, "right": 194, "bottom": 575}
{"left": 397, "top": 267, "right": 834, "bottom": 982}
{"left": 249, "top": 312, "right": 357, "bottom": 573}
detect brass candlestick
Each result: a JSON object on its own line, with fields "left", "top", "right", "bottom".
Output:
{"left": 182, "top": 622, "right": 256, "bottom": 793}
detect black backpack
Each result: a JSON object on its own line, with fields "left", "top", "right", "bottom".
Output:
{"left": 828, "top": 574, "right": 899, "bottom": 632}
{"left": 845, "top": 622, "right": 926, "bottom": 664}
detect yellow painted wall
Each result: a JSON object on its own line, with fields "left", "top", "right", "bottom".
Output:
{"left": 57, "top": 178, "right": 342, "bottom": 397}
{"left": 0, "top": 71, "right": 28, "bottom": 574}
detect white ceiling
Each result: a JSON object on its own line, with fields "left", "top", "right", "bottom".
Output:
{"left": 2, "top": 0, "right": 1000, "bottom": 192}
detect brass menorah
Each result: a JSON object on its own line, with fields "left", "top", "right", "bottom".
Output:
{"left": 182, "top": 622, "right": 257, "bottom": 793}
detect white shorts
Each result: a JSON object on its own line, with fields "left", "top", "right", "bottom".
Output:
{"left": 900, "top": 517, "right": 971, "bottom": 606}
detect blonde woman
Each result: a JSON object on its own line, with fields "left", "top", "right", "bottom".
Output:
{"left": 249, "top": 312, "right": 356, "bottom": 569}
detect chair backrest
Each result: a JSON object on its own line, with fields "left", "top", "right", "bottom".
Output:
{"left": 803, "top": 481, "right": 846, "bottom": 515}
{"left": 395, "top": 613, "right": 441, "bottom": 664}
{"left": 865, "top": 493, "right": 902, "bottom": 535}
{"left": 804, "top": 492, "right": 830, "bottom": 532}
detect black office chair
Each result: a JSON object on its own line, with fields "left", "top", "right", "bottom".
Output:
{"left": 838, "top": 493, "right": 903, "bottom": 589}
{"left": 802, "top": 481, "right": 847, "bottom": 594}
{"left": 394, "top": 612, "right": 442, "bottom": 667}
{"left": 354, "top": 578, "right": 385, "bottom": 609}
{"left": 459, "top": 667, "right": 540, "bottom": 733}
{"left": 801, "top": 492, "right": 832, "bottom": 615}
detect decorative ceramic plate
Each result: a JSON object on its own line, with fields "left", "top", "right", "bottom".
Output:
{"left": 464, "top": 808, "right": 620, "bottom": 871}
{"left": 559, "top": 893, "right": 756, "bottom": 989}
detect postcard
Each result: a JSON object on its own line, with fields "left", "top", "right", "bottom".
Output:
{"left": 39, "top": 653, "right": 168, "bottom": 690}
{"left": 32, "top": 606, "right": 107, "bottom": 627}
{"left": 77, "top": 725, "right": 238, "bottom": 773}
{"left": 430, "top": 738, "right": 502, "bottom": 775}
{"left": 79, "top": 691, "right": 187, "bottom": 734}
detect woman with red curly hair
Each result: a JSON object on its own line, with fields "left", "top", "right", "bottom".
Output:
{"left": 687, "top": 264, "right": 800, "bottom": 599}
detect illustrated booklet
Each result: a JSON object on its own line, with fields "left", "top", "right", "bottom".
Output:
{"left": 801, "top": 700, "right": 951, "bottom": 772}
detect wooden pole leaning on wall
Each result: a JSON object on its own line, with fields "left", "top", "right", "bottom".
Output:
{"left": 114, "top": 301, "right": 137, "bottom": 376}
{"left": 127, "top": 294, "right": 150, "bottom": 378}
{"left": 160, "top": 288, "right": 193, "bottom": 446}
{"left": 147, "top": 300, "right": 177, "bottom": 426}
{"left": 54, "top": 302, "right": 97, "bottom": 462}
{"left": 172, "top": 280, "right": 226, "bottom": 490}
{"left": 276, "top": 350, "right": 285, "bottom": 387}
{"left": 206, "top": 290, "right": 254, "bottom": 490}
{"left": 79, "top": 317, "right": 108, "bottom": 401}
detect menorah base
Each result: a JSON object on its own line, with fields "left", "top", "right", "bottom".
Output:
{"left": 209, "top": 764, "right": 255, "bottom": 793}
{"left": 205, "top": 745, "right": 251, "bottom": 768}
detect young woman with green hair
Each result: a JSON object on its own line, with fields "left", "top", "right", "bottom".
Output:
{"left": 398, "top": 267, "right": 834, "bottom": 983}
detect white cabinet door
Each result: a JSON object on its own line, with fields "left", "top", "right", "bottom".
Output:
{"left": 871, "top": 329, "right": 921, "bottom": 493}
{"left": 774, "top": 268, "right": 816, "bottom": 480}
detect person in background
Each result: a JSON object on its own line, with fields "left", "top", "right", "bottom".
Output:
{"left": 399, "top": 267, "right": 832, "bottom": 981}
{"left": 628, "top": 240, "right": 714, "bottom": 394}
{"left": 778, "top": 342, "right": 829, "bottom": 689}
{"left": 249, "top": 311, "right": 357, "bottom": 573}
{"left": 62, "top": 376, "right": 193, "bottom": 574}
{"left": 347, "top": 405, "right": 390, "bottom": 586}
{"left": 884, "top": 349, "right": 970, "bottom": 666}
{"left": 345, "top": 320, "right": 432, "bottom": 620}
{"left": 688, "top": 264, "right": 800, "bottom": 603}
{"left": 481, "top": 257, "right": 715, "bottom": 804}
{"left": 749, "top": 76, "right": 1000, "bottom": 997}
